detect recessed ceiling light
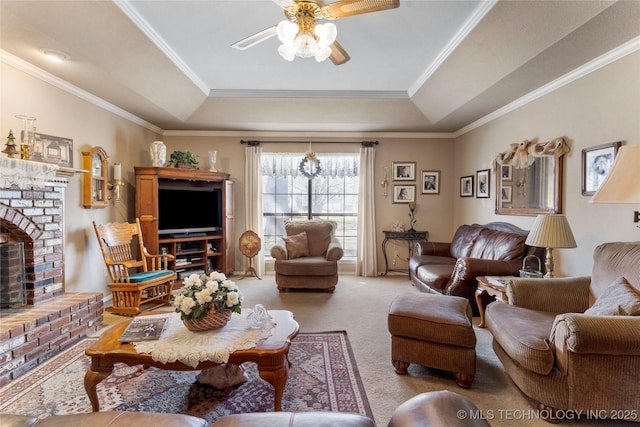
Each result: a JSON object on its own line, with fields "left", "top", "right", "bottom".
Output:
{"left": 40, "top": 48, "right": 70, "bottom": 63}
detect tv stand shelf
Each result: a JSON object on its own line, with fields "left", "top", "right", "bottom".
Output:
{"left": 135, "top": 167, "right": 235, "bottom": 277}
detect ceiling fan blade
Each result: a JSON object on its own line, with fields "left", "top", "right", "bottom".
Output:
{"left": 272, "top": 0, "right": 296, "bottom": 8}
{"left": 329, "top": 40, "right": 351, "bottom": 65}
{"left": 231, "top": 26, "right": 277, "bottom": 50}
{"left": 321, "top": 0, "right": 399, "bottom": 19}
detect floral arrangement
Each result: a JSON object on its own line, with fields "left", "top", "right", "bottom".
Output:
{"left": 172, "top": 272, "right": 243, "bottom": 321}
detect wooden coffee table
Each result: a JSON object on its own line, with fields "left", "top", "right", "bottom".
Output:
{"left": 84, "top": 310, "right": 298, "bottom": 412}
{"left": 475, "top": 276, "right": 512, "bottom": 328}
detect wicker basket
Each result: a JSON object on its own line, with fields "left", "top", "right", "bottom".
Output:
{"left": 182, "top": 308, "right": 232, "bottom": 331}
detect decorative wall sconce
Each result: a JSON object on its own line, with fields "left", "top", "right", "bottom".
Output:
{"left": 108, "top": 163, "right": 124, "bottom": 201}
{"left": 381, "top": 167, "right": 389, "bottom": 197}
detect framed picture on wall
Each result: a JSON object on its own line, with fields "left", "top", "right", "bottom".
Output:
{"left": 581, "top": 141, "right": 621, "bottom": 196}
{"left": 392, "top": 162, "right": 416, "bottom": 181}
{"left": 31, "top": 133, "right": 74, "bottom": 168}
{"left": 476, "top": 169, "right": 490, "bottom": 198}
{"left": 501, "top": 185, "right": 512, "bottom": 203}
{"left": 421, "top": 170, "right": 440, "bottom": 194}
{"left": 460, "top": 176, "right": 474, "bottom": 197}
{"left": 501, "top": 164, "right": 512, "bottom": 180}
{"left": 393, "top": 185, "right": 416, "bottom": 203}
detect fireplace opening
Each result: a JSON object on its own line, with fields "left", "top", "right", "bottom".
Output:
{"left": 0, "top": 241, "right": 26, "bottom": 308}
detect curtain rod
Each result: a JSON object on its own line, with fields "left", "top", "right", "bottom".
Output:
{"left": 241, "top": 140, "right": 378, "bottom": 147}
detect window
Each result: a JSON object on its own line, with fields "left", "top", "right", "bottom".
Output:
{"left": 262, "top": 153, "right": 359, "bottom": 258}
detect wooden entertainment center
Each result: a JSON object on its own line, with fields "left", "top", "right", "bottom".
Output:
{"left": 135, "top": 167, "right": 235, "bottom": 277}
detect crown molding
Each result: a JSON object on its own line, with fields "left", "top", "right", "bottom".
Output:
{"left": 454, "top": 36, "right": 640, "bottom": 138}
{"left": 0, "top": 50, "right": 164, "bottom": 134}
{"left": 408, "top": 0, "right": 498, "bottom": 97}
{"left": 208, "top": 89, "right": 409, "bottom": 99}
{"left": 162, "top": 130, "right": 455, "bottom": 139}
{"left": 113, "top": 0, "right": 210, "bottom": 96}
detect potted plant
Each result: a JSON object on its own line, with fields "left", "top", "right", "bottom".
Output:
{"left": 172, "top": 272, "right": 243, "bottom": 330}
{"left": 168, "top": 150, "right": 199, "bottom": 169}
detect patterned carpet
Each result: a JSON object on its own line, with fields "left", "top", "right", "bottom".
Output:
{"left": 0, "top": 331, "right": 372, "bottom": 424}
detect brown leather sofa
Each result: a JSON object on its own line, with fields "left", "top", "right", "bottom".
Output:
{"left": 271, "top": 219, "right": 344, "bottom": 292}
{"left": 486, "top": 241, "right": 640, "bottom": 422}
{"left": 409, "top": 222, "right": 543, "bottom": 313}
{"left": 2, "top": 391, "right": 490, "bottom": 427}
{"left": 213, "top": 390, "right": 490, "bottom": 426}
{"left": 0, "top": 411, "right": 206, "bottom": 427}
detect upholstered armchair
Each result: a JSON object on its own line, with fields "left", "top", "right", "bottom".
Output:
{"left": 270, "top": 219, "right": 344, "bottom": 292}
{"left": 486, "top": 242, "right": 640, "bottom": 422}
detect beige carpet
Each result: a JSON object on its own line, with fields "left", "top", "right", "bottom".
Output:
{"left": 103, "top": 274, "right": 632, "bottom": 427}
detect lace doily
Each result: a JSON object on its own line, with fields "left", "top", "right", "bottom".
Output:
{"left": 134, "top": 311, "right": 274, "bottom": 368}
{"left": 0, "top": 157, "right": 59, "bottom": 189}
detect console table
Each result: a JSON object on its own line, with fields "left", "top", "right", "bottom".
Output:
{"left": 382, "top": 230, "right": 428, "bottom": 275}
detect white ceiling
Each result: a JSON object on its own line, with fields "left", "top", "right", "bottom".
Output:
{"left": 1, "top": 1, "right": 639, "bottom": 134}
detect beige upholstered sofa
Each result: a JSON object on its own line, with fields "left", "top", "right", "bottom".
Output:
{"left": 486, "top": 241, "right": 640, "bottom": 422}
{"left": 270, "top": 219, "right": 344, "bottom": 292}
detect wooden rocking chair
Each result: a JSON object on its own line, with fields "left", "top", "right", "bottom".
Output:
{"left": 93, "top": 218, "right": 177, "bottom": 316}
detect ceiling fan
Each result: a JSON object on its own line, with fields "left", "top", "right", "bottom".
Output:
{"left": 231, "top": 0, "right": 399, "bottom": 65}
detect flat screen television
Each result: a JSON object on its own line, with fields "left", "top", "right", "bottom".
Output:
{"left": 157, "top": 184, "right": 222, "bottom": 236}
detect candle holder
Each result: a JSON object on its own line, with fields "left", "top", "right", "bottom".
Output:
{"left": 108, "top": 163, "right": 124, "bottom": 201}
{"left": 15, "top": 115, "right": 36, "bottom": 160}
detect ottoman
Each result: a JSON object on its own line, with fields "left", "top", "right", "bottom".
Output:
{"left": 388, "top": 293, "right": 477, "bottom": 388}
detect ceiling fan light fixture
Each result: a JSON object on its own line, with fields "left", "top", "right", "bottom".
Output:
{"left": 276, "top": 20, "right": 337, "bottom": 63}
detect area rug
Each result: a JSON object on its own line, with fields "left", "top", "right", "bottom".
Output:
{"left": 0, "top": 331, "right": 372, "bottom": 424}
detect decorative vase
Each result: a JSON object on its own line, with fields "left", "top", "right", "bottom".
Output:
{"left": 182, "top": 308, "right": 232, "bottom": 331}
{"left": 150, "top": 141, "right": 167, "bottom": 167}
{"left": 208, "top": 150, "right": 217, "bottom": 172}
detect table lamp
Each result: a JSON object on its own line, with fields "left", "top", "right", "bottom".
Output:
{"left": 590, "top": 144, "right": 640, "bottom": 227}
{"left": 525, "top": 214, "right": 577, "bottom": 278}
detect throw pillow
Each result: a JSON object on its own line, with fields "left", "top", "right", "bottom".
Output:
{"left": 584, "top": 276, "right": 640, "bottom": 316}
{"left": 283, "top": 231, "right": 310, "bottom": 259}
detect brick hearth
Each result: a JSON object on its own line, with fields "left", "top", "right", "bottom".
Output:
{"left": 0, "top": 158, "right": 104, "bottom": 384}
{"left": 0, "top": 293, "right": 103, "bottom": 386}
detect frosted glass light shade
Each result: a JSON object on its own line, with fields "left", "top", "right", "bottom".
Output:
{"left": 315, "top": 23, "right": 337, "bottom": 46}
{"left": 276, "top": 20, "right": 298, "bottom": 43}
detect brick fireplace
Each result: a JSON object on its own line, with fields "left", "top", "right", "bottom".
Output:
{"left": 0, "top": 158, "right": 103, "bottom": 385}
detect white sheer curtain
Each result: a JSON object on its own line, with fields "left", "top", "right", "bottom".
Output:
{"left": 244, "top": 146, "right": 264, "bottom": 276}
{"left": 356, "top": 146, "right": 377, "bottom": 276}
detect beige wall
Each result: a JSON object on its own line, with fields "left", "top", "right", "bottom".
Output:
{"left": 453, "top": 50, "right": 640, "bottom": 277}
{"left": 2, "top": 49, "right": 638, "bottom": 297}
{"left": 161, "top": 136, "right": 455, "bottom": 272}
{"left": 1, "top": 63, "right": 162, "bottom": 295}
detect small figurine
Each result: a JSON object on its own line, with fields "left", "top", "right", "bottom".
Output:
{"left": 2, "top": 130, "right": 19, "bottom": 158}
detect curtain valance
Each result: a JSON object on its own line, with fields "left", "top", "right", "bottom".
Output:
{"left": 262, "top": 153, "right": 359, "bottom": 178}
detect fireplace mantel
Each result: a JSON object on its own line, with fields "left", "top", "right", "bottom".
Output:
{"left": 0, "top": 157, "right": 87, "bottom": 189}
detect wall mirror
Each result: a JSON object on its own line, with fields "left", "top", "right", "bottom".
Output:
{"left": 495, "top": 138, "right": 568, "bottom": 216}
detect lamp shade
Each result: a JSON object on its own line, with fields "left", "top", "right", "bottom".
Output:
{"left": 525, "top": 214, "right": 577, "bottom": 249}
{"left": 590, "top": 144, "right": 640, "bottom": 204}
